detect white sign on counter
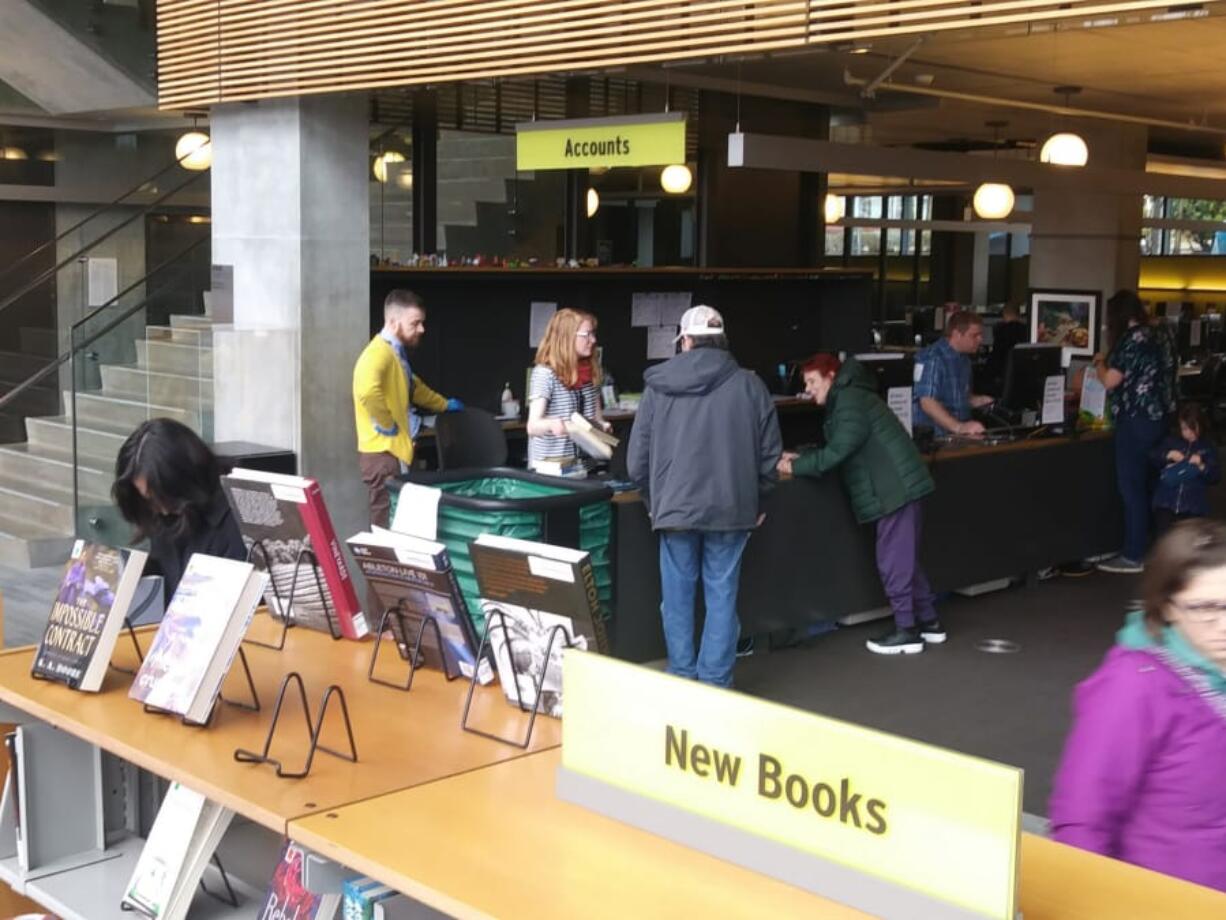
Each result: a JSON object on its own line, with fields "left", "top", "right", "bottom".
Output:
{"left": 887, "top": 386, "right": 913, "bottom": 435}
{"left": 1042, "top": 375, "right": 1066, "bottom": 425}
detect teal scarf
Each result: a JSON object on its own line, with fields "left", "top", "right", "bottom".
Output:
{"left": 1117, "top": 609, "right": 1226, "bottom": 696}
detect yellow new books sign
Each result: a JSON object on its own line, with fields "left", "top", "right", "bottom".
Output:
{"left": 517, "top": 113, "right": 685, "bottom": 171}
{"left": 561, "top": 653, "right": 1022, "bottom": 920}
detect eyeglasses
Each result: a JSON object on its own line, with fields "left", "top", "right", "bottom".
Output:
{"left": 1171, "top": 599, "right": 1226, "bottom": 626}
{"left": 576, "top": 331, "right": 597, "bottom": 340}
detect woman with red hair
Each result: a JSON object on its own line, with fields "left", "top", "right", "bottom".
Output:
{"left": 779, "top": 353, "right": 939, "bottom": 655}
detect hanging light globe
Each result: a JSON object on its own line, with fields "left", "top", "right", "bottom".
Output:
{"left": 823, "top": 193, "right": 846, "bottom": 224}
{"left": 175, "top": 131, "right": 212, "bottom": 170}
{"left": 660, "top": 164, "right": 693, "bottom": 194}
{"left": 1039, "top": 132, "right": 1088, "bottom": 167}
{"left": 586, "top": 187, "right": 600, "bottom": 218}
{"left": 372, "top": 150, "right": 406, "bottom": 183}
{"left": 973, "top": 182, "right": 1015, "bottom": 220}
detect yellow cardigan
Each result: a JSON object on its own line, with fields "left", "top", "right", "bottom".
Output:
{"left": 352, "top": 336, "right": 448, "bottom": 465}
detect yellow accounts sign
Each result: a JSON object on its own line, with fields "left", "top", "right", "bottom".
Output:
{"left": 516, "top": 113, "right": 686, "bottom": 171}
{"left": 561, "top": 653, "right": 1023, "bottom": 920}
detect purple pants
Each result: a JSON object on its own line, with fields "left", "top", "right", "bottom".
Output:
{"left": 875, "top": 501, "right": 936, "bottom": 629}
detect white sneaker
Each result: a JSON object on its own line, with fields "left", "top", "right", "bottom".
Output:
{"left": 1096, "top": 555, "right": 1143, "bottom": 575}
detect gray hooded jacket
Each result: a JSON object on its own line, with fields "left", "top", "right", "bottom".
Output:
{"left": 628, "top": 347, "right": 782, "bottom": 531}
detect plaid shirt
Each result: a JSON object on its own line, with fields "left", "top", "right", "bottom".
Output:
{"left": 913, "top": 337, "right": 971, "bottom": 430}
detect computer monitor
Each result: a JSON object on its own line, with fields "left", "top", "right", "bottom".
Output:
{"left": 854, "top": 353, "right": 915, "bottom": 395}
{"left": 1001, "top": 344, "right": 1063, "bottom": 414}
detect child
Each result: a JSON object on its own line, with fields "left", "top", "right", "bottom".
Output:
{"left": 1151, "top": 403, "right": 1220, "bottom": 535}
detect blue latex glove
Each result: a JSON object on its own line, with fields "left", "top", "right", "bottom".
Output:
{"left": 445, "top": 398, "right": 465, "bottom": 413}
{"left": 373, "top": 421, "right": 398, "bottom": 437}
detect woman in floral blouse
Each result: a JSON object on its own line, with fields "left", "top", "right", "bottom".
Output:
{"left": 1093, "top": 290, "right": 1166, "bottom": 574}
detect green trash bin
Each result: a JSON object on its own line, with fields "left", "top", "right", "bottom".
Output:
{"left": 388, "top": 469, "right": 614, "bottom": 637}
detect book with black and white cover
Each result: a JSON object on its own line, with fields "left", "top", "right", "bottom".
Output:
{"left": 222, "top": 468, "right": 369, "bottom": 640}
{"left": 31, "top": 539, "right": 148, "bottom": 691}
{"left": 122, "top": 781, "right": 234, "bottom": 920}
{"left": 348, "top": 529, "right": 493, "bottom": 684}
{"left": 129, "top": 554, "right": 265, "bottom": 724}
{"left": 259, "top": 838, "right": 341, "bottom": 920}
{"left": 469, "top": 534, "right": 609, "bottom": 718}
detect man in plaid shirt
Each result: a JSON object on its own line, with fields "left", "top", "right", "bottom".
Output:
{"left": 913, "top": 310, "right": 993, "bottom": 437}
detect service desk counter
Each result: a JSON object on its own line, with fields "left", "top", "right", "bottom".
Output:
{"left": 611, "top": 431, "right": 1122, "bottom": 662}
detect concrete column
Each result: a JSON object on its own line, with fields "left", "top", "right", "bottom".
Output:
{"left": 210, "top": 93, "right": 370, "bottom": 541}
{"left": 1029, "top": 122, "right": 1146, "bottom": 304}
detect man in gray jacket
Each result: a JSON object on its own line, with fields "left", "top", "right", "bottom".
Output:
{"left": 628, "top": 305, "right": 782, "bottom": 687}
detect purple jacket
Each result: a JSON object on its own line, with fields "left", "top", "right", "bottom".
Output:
{"left": 1049, "top": 646, "right": 1226, "bottom": 891}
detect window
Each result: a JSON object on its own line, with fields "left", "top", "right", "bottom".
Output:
{"left": 824, "top": 227, "right": 845, "bottom": 257}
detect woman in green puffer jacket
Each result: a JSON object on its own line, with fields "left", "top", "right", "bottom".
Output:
{"left": 778, "top": 353, "right": 940, "bottom": 656}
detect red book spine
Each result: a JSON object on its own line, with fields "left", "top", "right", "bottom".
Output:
{"left": 298, "top": 480, "right": 369, "bottom": 639}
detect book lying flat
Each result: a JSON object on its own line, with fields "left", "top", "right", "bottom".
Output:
{"left": 260, "top": 838, "right": 340, "bottom": 920}
{"left": 122, "top": 781, "right": 234, "bottom": 920}
{"left": 31, "top": 539, "right": 148, "bottom": 692}
{"left": 222, "top": 468, "right": 369, "bottom": 640}
{"left": 565, "top": 412, "right": 618, "bottom": 460}
{"left": 349, "top": 529, "right": 493, "bottom": 684}
{"left": 470, "top": 534, "right": 609, "bottom": 718}
{"left": 129, "top": 554, "right": 265, "bottom": 724}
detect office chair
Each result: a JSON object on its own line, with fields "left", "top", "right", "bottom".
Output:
{"left": 434, "top": 408, "right": 508, "bottom": 471}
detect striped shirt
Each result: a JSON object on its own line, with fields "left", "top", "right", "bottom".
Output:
{"left": 528, "top": 365, "right": 598, "bottom": 467}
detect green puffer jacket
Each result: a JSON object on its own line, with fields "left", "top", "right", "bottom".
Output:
{"left": 791, "top": 358, "right": 935, "bottom": 523}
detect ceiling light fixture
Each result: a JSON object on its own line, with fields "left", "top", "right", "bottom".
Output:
{"left": 586, "top": 187, "right": 600, "bottom": 218}
{"left": 175, "top": 130, "right": 211, "bottom": 170}
{"left": 660, "top": 164, "right": 693, "bottom": 194}
{"left": 372, "top": 150, "right": 406, "bottom": 183}
{"left": 1, "top": 147, "right": 29, "bottom": 161}
{"left": 1040, "top": 86, "right": 1088, "bottom": 167}
{"left": 973, "top": 120, "right": 1015, "bottom": 220}
{"left": 823, "top": 193, "right": 847, "bottom": 224}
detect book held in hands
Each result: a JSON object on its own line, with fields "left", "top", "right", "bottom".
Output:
{"left": 469, "top": 534, "right": 609, "bottom": 718}
{"left": 31, "top": 539, "right": 148, "bottom": 692}
{"left": 222, "top": 468, "right": 369, "bottom": 640}
{"left": 348, "top": 529, "right": 492, "bottom": 684}
{"left": 129, "top": 554, "right": 265, "bottom": 724}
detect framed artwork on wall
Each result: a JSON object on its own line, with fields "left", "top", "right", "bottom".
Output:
{"left": 1029, "top": 289, "right": 1100, "bottom": 362}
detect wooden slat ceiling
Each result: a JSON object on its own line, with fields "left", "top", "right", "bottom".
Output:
{"left": 156, "top": 0, "right": 1226, "bottom": 109}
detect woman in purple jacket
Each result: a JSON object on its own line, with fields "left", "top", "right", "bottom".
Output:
{"left": 1049, "top": 518, "right": 1226, "bottom": 891}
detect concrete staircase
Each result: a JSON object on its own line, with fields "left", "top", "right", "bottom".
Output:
{"left": 0, "top": 314, "right": 213, "bottom": 568}
{"left": 436, "top": 131, "right": 530, "bottom": 254}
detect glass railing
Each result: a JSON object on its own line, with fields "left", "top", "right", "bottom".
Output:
{"left": 26, "top": 0, "right": 156, "bottom": 90}
{"left": 68, "top": 238, "right": 212, "bottom": 545}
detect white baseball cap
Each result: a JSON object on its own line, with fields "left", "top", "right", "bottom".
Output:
{"left": 675, "top": 304, "right": 725, "bottom": 342}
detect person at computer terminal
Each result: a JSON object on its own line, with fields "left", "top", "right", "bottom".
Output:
{"left": 912, "top": 310, "right": 994, "bottom": 438}
{"left": 779, "top": 353, "right": 942, "bottom": 656}
{"left": 986, "top": 303, "right": 1029, "bottom": 396}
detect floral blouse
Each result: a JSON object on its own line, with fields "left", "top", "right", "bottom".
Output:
{"left": 1108, "top": 326, "right": 1165, "bottom": 422}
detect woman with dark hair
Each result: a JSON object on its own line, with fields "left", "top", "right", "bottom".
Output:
{"left": 1151, "top": 402, "right": 1220, "bottom": 535}
{"left": 1049, "top": 519, "right": 1226, "bottom": 891}
{"left": 1093, "top": 289, "right": 1166, "bottom": 574}
{"left": 112, "top": 418, "right": 245, "bottom": 599}
{"left": 778, "top": 353, "right": 938, "bottom": 655}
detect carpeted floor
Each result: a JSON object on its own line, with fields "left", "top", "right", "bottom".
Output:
{"left": 735, "top": 569, "right": 1140, "bottom": 816}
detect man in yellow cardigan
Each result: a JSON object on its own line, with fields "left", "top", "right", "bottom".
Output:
{"left": 353, "top": 289, "right": 463, "bottom": 527}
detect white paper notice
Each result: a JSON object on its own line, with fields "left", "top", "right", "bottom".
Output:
{"left": 647, "top": 326, "right": 678, "bottom": 360}
{"left": 87, "top": 257, "right": 118, "bottom": 308}
{"left": 933, "top": 307, "right": 946, "bottom": 331}
{"left": 391, "top": 482, "right": 442, "bottom": 541}
{"left": 658, "top": 292, "right": 693, "bottom": 326}
{"left": 887, "top": 387, "right": 913, "bottom": 435}
{"left": 1192, "top": 319, "right": 1203, "bottom": 347}
{"left": 1080, "top": 370, "right": 1107, "bottom": 421}
{"left": 209, "top": 264, "right": 234, "bottom": 323}
{"left": 1042, "top": 374, "right": 1066, "bottom": 425}
{"left": 529, "top": 302, "right": 557, "bottom": 347}
{"left": 632, "top": 292, "right": 663, "bottom": 327}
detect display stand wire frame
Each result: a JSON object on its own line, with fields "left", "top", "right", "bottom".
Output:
{"left": 233, "top": 671, "right": 357, "bottom": 779}
{"left": 460, "top": 611, "right": 575, "bottom": 750}
{"left": 367, "top": 605, "right": 461, "bottom": 691}
{"left": 141, "top": 646, "right": 260, "bottom": 727}
{"left": 245, "top": 542, "right": 344, "bottom": 649}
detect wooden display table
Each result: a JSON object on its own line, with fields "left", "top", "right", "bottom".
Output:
{"left": 292, "top": 748, "right": 1226, "bottom": 920}
{"left": 0, "top": 613, "right": 559, "bottom": 833}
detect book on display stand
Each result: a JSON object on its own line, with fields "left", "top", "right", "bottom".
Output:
{"left": 222, "top": 468, "right": 370, "bottom": 642}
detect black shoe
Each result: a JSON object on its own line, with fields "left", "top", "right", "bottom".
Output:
{"left": 1096, "top": 555, "right": 1143, "bottom": 574}
{"left": 735, "top": 636, "right": 755, "bottom": 658}
{"left": 918, "top": 619, "right": 947, "bottom": 644}
{"left": 866, "top": 628, "right": 924, "bottom": 656}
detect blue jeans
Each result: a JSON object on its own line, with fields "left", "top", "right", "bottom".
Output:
{"left": 659, "top": 530, "right": 751, "bottom": 687}
{"left": 1114, "top": 414, "right": 1166, "bottom": 562}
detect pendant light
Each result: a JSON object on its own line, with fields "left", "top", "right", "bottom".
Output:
{"left": 823, "top": 193, "right": 846, "bottom": 224}
{"left": 586, "top": 187, "right": 600, "bottom": 218}
{"left": 660, "top": 164, "right": 693, "bottom": 194}
{"left": 373, "top": 150, "right": 406, "bottom": 183}
{"left": 1040, "top": 86, "right": 1089, "bottom": 167}
{"left": 175, "top": 124, "right": 212, "bottom": 171}
{"left": 973, "top": 120, "right": 1015, "bottom": 220}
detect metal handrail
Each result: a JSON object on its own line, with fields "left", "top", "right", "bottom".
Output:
{"left": 0, "top": 237, "right": 210, "bottom": 418}
{"left": 0, "top": 161, "right": 208, "bottom": 320}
